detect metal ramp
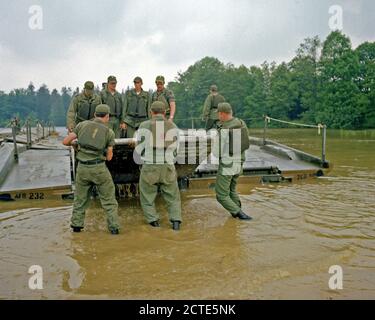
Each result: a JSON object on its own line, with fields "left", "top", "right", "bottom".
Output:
{"left": 0, "top": 131, "right": 72, "bottom": 201}
{"left": 1, "top": 121, "right": 331, "bottom": 200}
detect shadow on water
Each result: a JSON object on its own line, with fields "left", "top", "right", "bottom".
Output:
{"left": 1, "top": 129, "right": 375, "bottom": 299}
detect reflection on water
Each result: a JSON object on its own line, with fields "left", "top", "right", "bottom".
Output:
{"left": 1, "top": 129, "right": 375, "bottom": 299}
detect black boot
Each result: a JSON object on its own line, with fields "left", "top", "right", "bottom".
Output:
{"left": 232, "top": 211, "right": 253, "bottom": 220}
{"left": 150, "top": 221, "right": 160, "bottom": 228}
{"left": 110, "top": 229, "right": 119, "bottom": 235}
{"left": 172, "top": 221, "right": 181, "bottom": 231}
{"left": 71, "top": 226, "right": 83, "bottom": 233}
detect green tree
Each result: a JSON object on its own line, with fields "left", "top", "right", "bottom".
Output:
{"left": 267, "top": 62, "right": 297, "bottom": 120}
{"left": 289, "top": 36, "right": 321, "bottom": 122}
{"left": 49, "top": 89, "right": 66, "bottom": 126}
{"left": 36, "top": 84, "right": 51, "bottom": 121}
{"left": 61, "top": 87, "right": 72, "bottom": 114}
{"left": 217, "top": 64, "right": 252, "bottom": 117}
{"left": 355, "top": 42, "right": 375, "bottom": 128}
{"left": 168, "top": 56, "right": 227, "bottom": 127}
{"left": 317, "top": 31, "right": 365, "bottom": 129}
{"left": 0, "top": 91, "right": 11, "bottom": 126}
{"left": 243, "top": 65, "right": 269, "bottom": 125}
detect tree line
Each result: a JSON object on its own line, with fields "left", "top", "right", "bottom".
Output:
{"left": 170, "top": 31, "right": 374, "bottom": 129}
{"left": 0, "top": 85, "right": 74, "bottom": 127}
{"left": 0, "top": 31, "right": 374, "bottom": 129}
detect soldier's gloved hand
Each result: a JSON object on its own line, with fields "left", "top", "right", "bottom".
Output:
{"left": 71, "top": 140, "right": 79, "bottom": 151}
{"left": 128, "top": 139, "right": 136, "bottom": 148}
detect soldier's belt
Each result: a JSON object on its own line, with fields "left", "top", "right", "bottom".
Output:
{"left": 78, "top": 159, "right": 105, "bottom": 165}
{"left": 127, "top": 114, "right": 148, "bottom": 118}
{"left": 76, "top": 115, "right": 90, "bottom": 122}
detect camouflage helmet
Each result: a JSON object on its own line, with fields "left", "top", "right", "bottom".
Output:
{"left": 155, "top": 75, "right": 165, "bottom": 84}
{"left": 210, "top": 84, "right": 218, "bottom": 92}
{"left": 95, "top": 104, "right": 110, "bottom": 115}
{"left": 217, "top": 102, "right": 232, "bottom": 113}
{"left": 107, "top": 76, "right": 117, "bottom": 83}
{"left": 151, "top": 101, "right": 166, "bottom": 113}
{"left": 84, "top": 81, "right": 95, "bottom": 91}
{"left": 133, "top": 76, "right": 143, "bottom": 83}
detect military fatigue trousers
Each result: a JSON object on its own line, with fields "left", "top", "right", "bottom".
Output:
{"left": 125, "top": 124, "right": 138, "bottom": 139}
{"left": 215, "top": 162, "right": 243, "bottom": 215}
{"left": 109, "top": 117, "right": 121, "bottom": 138}
{"left": 71, "top": 162, "right": 120, "bottom": 231}
{"left": 139, "top": 163, "right": 182, "bottom": 223}
{"left": 124, "top": 118, "right": 148, "bottom": 138}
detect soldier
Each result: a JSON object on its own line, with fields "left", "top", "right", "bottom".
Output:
{"left": 66, "top": 81, "right": 102, "bottom": 132}
{"left": 213, "top": 102, "right": 252, "bottom": 221}
{"left": 136, "top": 101, "right": 182, "bottom": 230}
{"left": 12, "top": 117, "right": 21, "bottom": 134}
{"left": 151, "top": 75, "right": 176, "bottom": 122}
{"left": 202, "top": 85, "right": 226, "bottom": 130}
{"left": 122, "top": 76, "right": 151, "bottom": 138}
{"left": 100, "top": 76, "right": 124, "bottom": 138}
{"left": 62, "top": 104, "right": 120, "bottom": 235}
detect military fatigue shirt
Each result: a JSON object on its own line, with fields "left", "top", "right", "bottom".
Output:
{"left": 151, "top": 88, "right": 175, "bottom": 115}
{"left": 123, "top": 89, "right": 151, "bottom": 127}
{"left": 74, "top": 118, "right": 115, "bottom": 162}
{"left": 137, "top": 115, "right": 180, "bottom": 164}
{"left": 213, "top": 117, "right": 246, "bottom": 164}
{"left": 202, "top": 93, "right": 226, "bottom": 120}
{"left": 100, "top": 89, "right": 123, "bottom": 119}
{"left": 67, "top": 92, "right": 102, "bottom": 129}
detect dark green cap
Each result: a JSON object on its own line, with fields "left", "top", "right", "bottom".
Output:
{"left": 84, "top": 81, "right": 94, "bottom": 91}
{"left": 95, "top": 104, "right": 110, "bottom": 115}
{"left": 210, "top": 85, "right": 218, "bottom": 92}
{"left": 133, "top": 76, "right": 143, "bottom": 83}
{"left": 217, "top": 102, "right": 232, "bottom": 113}
{"left": 150, "top": 101, "right": 166, "bottom": 113}
{"left": 155, "top": 75, "right": 165, "bottom": 84}
{"left": 107, "top": 76, "right": 117, "bottom": 83}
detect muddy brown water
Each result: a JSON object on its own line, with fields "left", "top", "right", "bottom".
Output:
{"left": 1, "top": 129, "right": 375, "bottom": 299}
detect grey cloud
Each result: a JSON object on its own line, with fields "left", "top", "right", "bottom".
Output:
{"left": 0, "top": 0, "right": 127, "bottom": 62}
{"left": 0, "top": 0, "right": 374, "bottom": 91}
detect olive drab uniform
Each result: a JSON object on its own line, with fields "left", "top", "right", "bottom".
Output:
{"left": 151, "top": 89, "right": 175, "bottom": 117}
{"left": 66, "top": 93, "right": 102, "bottom": 130}
{"left": 71, "top": 118, "right": 120, "bottom": 232}
{"left": 100, "top": 89, "right": 123, "bottom": 138}
{"left": 213, "top": 117, "right": 250, "bottom": 215}
{"left": 123, "top": 89, "right": 151, "bottom": 138}
{"left": 137, "top": 115, "right": 182, "bottom": 224}
{"left": 203, "top": 93, "right": 226, "bottom": 130}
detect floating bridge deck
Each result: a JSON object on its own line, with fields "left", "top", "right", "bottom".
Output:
{"left": 0, "top": 128, "right": 330, "bottom": 201}
{"left": 0, "top": 129, "right": 72, "bottom": 201}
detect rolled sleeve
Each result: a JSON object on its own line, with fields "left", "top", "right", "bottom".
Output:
{"left": 167, "top": 90, "right": 175, "bottom": 103}
{"left": 73, "top": 122, "right": 82, "bottom": 136}
{"left": 107, "top": 129, "right": 116, "bottom": 147}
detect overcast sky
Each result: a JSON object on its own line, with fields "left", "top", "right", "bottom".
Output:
{"left": 0, "top": 0, "right": 374, "bottom": 93}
